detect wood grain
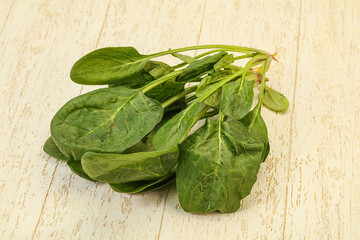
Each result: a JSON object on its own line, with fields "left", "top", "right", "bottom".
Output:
{"left": 0, "top": 0, "right": 359, "bottom": 239}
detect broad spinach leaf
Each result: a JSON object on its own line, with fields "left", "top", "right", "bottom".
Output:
{"left": 51, "top": 86, "right": 163, "bottom": 160}
{"left": 70, "top": 47, "right": 150, "bottom": 85}
{"left": 176, "top": 119, "right": 264, "bottom": 213}
{"left": 81, "top": 146, "right": 179, "bottom": 183}
{"left": 43, "top": 137, "right": 69, "bottom": 161}
{"left": 152, "top": 102, "right": 202, "bottom": 151}
{"left": 220, "top": 79, "right": 255, "bottom": 120}
{"left": 177, "top": 52, "right": 227, "bottom": 82}
{"left": 263, "top": 84, "right": 289, "bottom": 112}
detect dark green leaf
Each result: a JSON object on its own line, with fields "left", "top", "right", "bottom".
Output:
{"left": 51, "top": 86, "right": 163, "bottom": 160}
{"left": 177, "top": 52, "right": 227, "bottom": 82}
{"left": 241, "top": 104, "right": 270, "bottom": 162}
{"left": 263, "top": 85, "right": 289, "bottom": 112}
{"left": 109, "top": 173, "right": 175, "bottom": 193}
{"left": 220, "top": 79, "right": 255, "bottom": 120}
{"left": 145, "top": 80, "right": 185, "bottom": 102}
{"left": 152, "top": 102, "right": 202, "bottom": 151}
{"left": 177, "top": 119, "right": 264, "bottom": 213}
{"left": 81, "top": 146, "right": 179, "bottom": 183}
{"left": 67, "top": 159, "right": 95, "bottom": 181}
{"left": 43, "top": 137, "right": 69, "bottom": 161}
{"left": 70, "top": 47, "right": 150, "bottom": 85}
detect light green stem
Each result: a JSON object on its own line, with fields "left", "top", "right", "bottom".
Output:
{"left": 141, "top": 70, "right": 181, "bottom": 93}
{"left": 161, "top": 85, "right": 198, "bottom": 108}
{"left": 148, "top": 44, "right": 271, "bottom": 60}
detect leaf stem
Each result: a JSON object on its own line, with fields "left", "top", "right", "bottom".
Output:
{"left": 148, "top": 44, "right": 271, "bottom": 60}
{"left": 141, "top": 70, "right": 181, "bottom": 93}
{"left": 161, "top": 85, "right": 198, "bottom": 108}
{"left": 185, "top": 94, "right": 197, "bottom": 103}
{"left": 193, "top": 105, "right": 211, "bottom": 123}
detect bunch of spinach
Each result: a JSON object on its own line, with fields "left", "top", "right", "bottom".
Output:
{"left": 43, "top": 44, "right": 288, "bottom": 213}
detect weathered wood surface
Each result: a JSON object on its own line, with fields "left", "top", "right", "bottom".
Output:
{"left": 0, "top": 0, "right": 359, "bottom": 239}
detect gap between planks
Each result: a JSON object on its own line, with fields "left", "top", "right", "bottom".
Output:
{"left": 156, "top": 0, "right": 208, "bottom": 238}
{"left": 30, "top": 0, "right": 112, "bottom": 238}
{"left": 281, "top": 0, "right": 302, "bottom": 239}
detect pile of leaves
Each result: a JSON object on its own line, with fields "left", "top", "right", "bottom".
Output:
{"left": 43, "top": 44, "right": 288, "bottom": 213}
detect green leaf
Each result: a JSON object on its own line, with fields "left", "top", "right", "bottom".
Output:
{"left": 263, "top": 85, "right": 289, "bottom": 112}
{"left": 195, "top": 71, "right": 232, "bottom": 107}
{"left": 152, "top": 102, "right": 202, "bottom": 151}
{"left": 177, "top": 52, "right": 227, "bottom": 82}
{"left": 51, "top": 86, "right": 163, "bottom": 160}
{"left": 81, "top": 146, "right": 179, "bottom": 183}
{"left": 241, "top": 104, "right": 270, "bottom": 162}
{"left": 214, "top": 54, "right": 234, "bottom": 71}
{"left": 70, "top": 47, "right": 150, "bottom": 85}
{"left": 171, "top": 52, "right": 196, "bottom": 64}
{"left": 176, "top": 119, "right": 264, "bottom": 213}
{"left": 43, "top": 137, "right": 69, "bottom": 161}
{"left": 109, "top": 173, "right": 175, "bottom": 194}
{"left": 145, "top": 80, "right": 185, "bottom": 103}
{"left": 220, "top": 79, "right": 255, "bottom": 120}
{"left": 144, "top": 60, "right": 174, "bottom": 79}
{"left": 67, "top": 159, "right": 95, "bottom": 181}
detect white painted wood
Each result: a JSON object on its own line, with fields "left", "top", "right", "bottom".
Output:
{"left": 0, "top": 0, "right": 359, "bottom": 239}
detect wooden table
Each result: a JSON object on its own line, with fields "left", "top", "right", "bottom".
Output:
{"left": 1, "top": 0, "right": 359, "bottom": 239}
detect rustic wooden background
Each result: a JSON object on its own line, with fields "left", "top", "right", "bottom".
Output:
{"left": 1, "top": 0, "right": 359, "bottom": 239}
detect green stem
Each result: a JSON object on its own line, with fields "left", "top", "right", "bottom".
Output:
{"left": 233, "top": 53, "right": 257, "bottom": 61}
{"left": 257, "top": 59, "right": 270, "bottom": 108}
{"left": 193, "top": 105, "right": 211, "bottom": 124}
{"left": 185, "top": 94, "right": 197, "bottom": 103}
{"left": 200, "top": 109, "right": 219, "bottom": 119}
{"left": 141, "top": 70, "right": 181, "bottom": 93}
{"left": 161, "top": 85, "right": 198, "bottom": 108}
{"left": 148, "top": 44, "right": 271, "bottom": 60}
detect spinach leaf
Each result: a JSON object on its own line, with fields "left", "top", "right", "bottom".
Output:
{"left": 176, "top": 118, "right": 264, "bottom": 213}
{"left": 109, "top": 173, "right": 175, "bottom": 193}
{"left": 177, "top": 52, "right": 227, "bottom": 82}
{"left": 195, "top": 71, "right": 232, "bottom": 107}
{"left": 70, "top": 47, "right": 150, "bottom": 85}
{"left": 51, "top": 86, "right": 163, "bottom": 160}
{"left": 43, "top": 137, "right": 69, "bottom": 161}
{"left": 171, "top": 52, "right": 196, "bottom": 64}
{"left": 263, "top": 84, "right": 289, "bottom": 112}
{"left": 152, "top": 102, "right": 202, "bottom": 151}
{"left": 145, "top": 80, "right": 185, "bottom": 103}
{"left": 81, "top": 146, "right": 179, "bottom": 183}
{"left": 67, "top": 158, "right": 95, "bottom": 181}
{"left": 214, "top": 54, "right": 234, "bottom": 71}
{"left": 241, "top": 103, "right": 270, "bottom": 162}
{"left": 220, "top": 79, "right": 255, "bottom": 120}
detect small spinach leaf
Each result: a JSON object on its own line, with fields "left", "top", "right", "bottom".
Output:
{"left": 177, "top": 52, "right": 227, "bottom": 82}
{"left": 176, "top": 119, "right": 264, "bottom": 213}
{"left": 51, "top": 86, "right": 163, "bottom": 160}
{"left": 70, "top": 47, "right": 150, "bottom": 85}
{"left": 263, "top": 85, "right": 289, "bottom": 112}
{"left": 171, "top": 52, "right": 196, "bottom": 64}
{"left": 81, "top": 146, "right": 179, "bottom": 183}
{"left": 43, "top": 137, "right": 69, "bottom": 161}
{"left": 220, "top": 79, "right": 255, "bottom": 120}
{"left": 214, "top": 54, "right": 234, "bottom": 71}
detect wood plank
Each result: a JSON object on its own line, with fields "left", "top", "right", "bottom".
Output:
{"left": 158, "top": 0, "right": 301, "bottom": 239}
{"left": 0, "top": 1, "right": 111, "bottom": 238}
{"left": 282, "top": 0, "right": 360, "bottom": 239}
{"left": 32, "top": 0, "right": 207, "bottom": 239}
